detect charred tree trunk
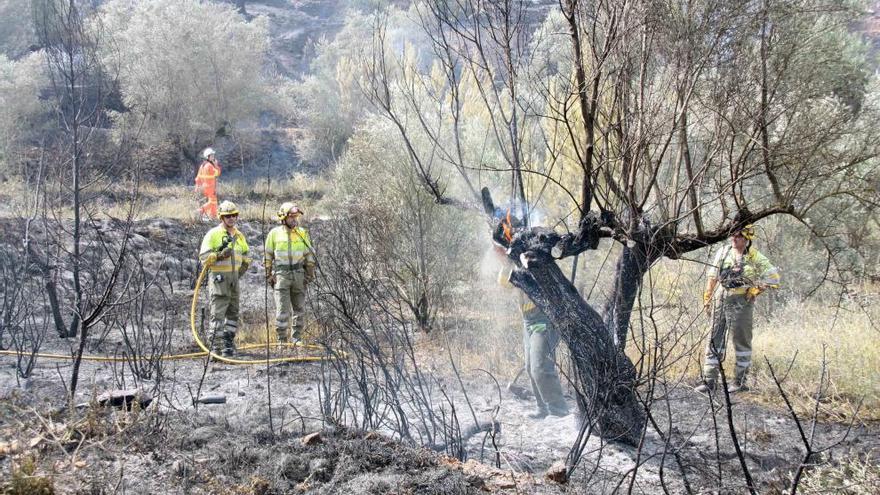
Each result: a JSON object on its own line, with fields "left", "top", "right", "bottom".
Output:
{"left": 603, "top": 244, "right": 651, "bottom": 351}
{"left": 505, "top": 229, "right": 646, "bottom": 446}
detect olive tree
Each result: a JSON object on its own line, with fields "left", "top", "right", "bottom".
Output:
{"left": 331, "top": 115, "right": 483, "bottom": 331}
{"left": 99, "top": 0, "right": 270, "bottom": 161}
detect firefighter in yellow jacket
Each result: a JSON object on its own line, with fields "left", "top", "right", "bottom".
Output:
{"left": 494, "top": 245, "right": 569, "bottom": 419}
{"left": 265, "top": 202, "right": 316, "bottom": 344}
{"left": 696, "top": 225, "right": 780, "bottom": 393}
{"left": 199, "top": 200, "right": 250, "bottom": 357}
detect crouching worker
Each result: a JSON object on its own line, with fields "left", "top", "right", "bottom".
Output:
{"left": 697, "top": 224, "right": 780, "bottom": 394}
{"left": 494, "top": 245, "right": 569, "bottom": 419}
{"left": 264, "top": 202, "right": 316, "bottom": 344}
{"left": 199, "top": 200, "right": 250, "bottom": 357}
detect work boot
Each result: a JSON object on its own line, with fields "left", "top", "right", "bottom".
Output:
{"left": 728, "top": 372, "right": 750, "bottom": 393}
{"left": 276, "top": 329, "right": 289, "bottom": 345}
{"left": 727, "top": 382, "right": 749, "bottom": 393}
{"left": 222, "top": 332, "right": 236, "bottom": 357}
{"left": 694, "top": 380, "right": 716, "bottom": 394}
{"left": 210, "top": 339, "right": 224, "bottom": 356}
{"left": 209, "top": 326, "right": 225, "bottom": 355}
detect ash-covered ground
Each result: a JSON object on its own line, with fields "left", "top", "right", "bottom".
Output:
{"left": 1, "top": 218, "right": 878, "bottom": 494}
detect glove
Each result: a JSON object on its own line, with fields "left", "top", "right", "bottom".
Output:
{"left": 746, "top": 287, "right": 763, "bottom": 301}
{"left": 702, "top": 290, "right": 713, "bottom": 316}
{"left": 266, "top": 273, "right": 276, "bottom": 286}
{"left": 304, "top": 264, "right": 316, "bottom": 284}
{"left": 218, "top": 246, "right": 234, "bottom": 260}
{"left": 204, "top": 253, "right": 218, "bottom": 266}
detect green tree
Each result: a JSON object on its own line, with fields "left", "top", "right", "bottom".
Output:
{"left": 331, "top": 115, "right": 482, "bottom": 331}
{"left": 100, "top": 0, "right": 269, "bottom": 161}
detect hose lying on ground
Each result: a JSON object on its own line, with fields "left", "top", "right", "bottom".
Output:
{"left": 0, "top": 260, "right": 339, "bottom": 365}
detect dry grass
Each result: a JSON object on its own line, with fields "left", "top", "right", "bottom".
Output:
{"left": 0, "top": 172, "right": 330, "bottom": 222}
{"left": 799, "top": 452, "right": 880, "bottom": 494}
{"left": 752, "top": 299, "right": 880, "bottom": 420}
{"left": 626, "top": 281, "right": 880, "bottom": 421}
{"left": 2, "top": 454, "right": 54, "bottom": 495}
{"left": 234, "top": 319, "right": 324, "bottom": 347}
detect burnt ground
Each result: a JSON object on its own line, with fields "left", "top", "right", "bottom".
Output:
{"left": 1, "top": 217, "right": 879, "bottom": 493}
{"left": 2, "top": 352, "right": 878, "bottom": 494}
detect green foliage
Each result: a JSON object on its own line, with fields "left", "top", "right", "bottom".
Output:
{"left": 0, "top": 51, "right": 49, "bottom": 172}
{"left": 281, "top": 10, "right": 382, "bottom": 166}
{"left": 331, "top": 115, "right": 484, "bottom": 329}
{"left": 99, "top": 0, "right": 270, "bottom": 154}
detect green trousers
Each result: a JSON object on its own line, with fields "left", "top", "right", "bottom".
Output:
{"left": 523, "top": 318, "right": 568, "bottom": 414}
{"left": 273, "top": 270, "right": 306, "bottom": 342}
{"left": 208, "top": 272, "right": 240, "bottom": 353}
{"left": 703, "top": 293, "right": 754, "bottom": 384}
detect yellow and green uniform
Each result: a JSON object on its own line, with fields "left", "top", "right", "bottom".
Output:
{"left": 264, "top": 225, "right": 315, "bottom": 342}
{"left": 498, "top": 264, "right": 568, "bottom": 416}
{"left": 704, "top": 245, "right": 780, "bottom": 385}
{"left": 199, "top": 226, "right": 250, "bottom": 354}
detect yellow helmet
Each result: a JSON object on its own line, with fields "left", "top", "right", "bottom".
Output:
{"left": 276, "top": 202, "right": 303, "bottom": 222}
{"left": 734, "top": 224, "right": 756, "bottom": 240}
{"left": 218, "top": 200, "right": 240, "bottom": 217}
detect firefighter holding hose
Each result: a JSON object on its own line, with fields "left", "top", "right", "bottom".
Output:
{"left": 199, "top": 200, "right": 250, "bottom": 357}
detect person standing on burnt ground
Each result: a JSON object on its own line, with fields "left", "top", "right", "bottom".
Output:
{"left": 199, "top": 200, "right": 250, "bottom": 357}
{"left": 696, "top": 224, "right": 781, "bottom": 394}
{"left": 494, "top": 244, "right": 570, "bottom": 419}
{"left": 264, "top": 202, "right": 316, "bottom": 345}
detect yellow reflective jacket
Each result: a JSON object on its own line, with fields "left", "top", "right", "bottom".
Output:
{"left": 264, "top": 225, "right": 315, "bottom": 272}
{"left": 199, "top": 226, "right": 250, "bottom": 274}
{"left": 710, "top": 245, "right": 781, "bottom": 293}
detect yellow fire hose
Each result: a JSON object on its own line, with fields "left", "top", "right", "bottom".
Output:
{"left": 188, "top": 258, "right": 330, "bottom": 364}
{"left": 0, "top": 260, "right": 339, "bottom": 365}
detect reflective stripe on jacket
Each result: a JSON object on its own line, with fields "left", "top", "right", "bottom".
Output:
{"left": 195, "top": 161, "right": 221, "bottom": 189}
{"left": 199, "top": 226, "right": 249, "bottom": 273}
{"left": 264, "top": 225, "right": 314, "bottom": 270}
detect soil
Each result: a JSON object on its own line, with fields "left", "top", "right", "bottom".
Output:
{"left": 1, "top": 217, "right": 878, "bottom": 494}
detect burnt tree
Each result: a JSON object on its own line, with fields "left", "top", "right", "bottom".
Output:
{"left": 497, "top": 209, "right": 645, "bottom": 444}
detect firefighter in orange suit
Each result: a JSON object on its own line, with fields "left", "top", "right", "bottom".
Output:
{"left": 195, "top": 147, "right": 222, "bottom": 220}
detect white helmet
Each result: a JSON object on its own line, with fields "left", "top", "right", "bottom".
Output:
{"left": 202, "top": 147, "right": 216, "bottom": 159}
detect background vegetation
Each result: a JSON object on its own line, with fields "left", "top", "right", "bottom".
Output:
{"left": 1, "top": 0, "right": 879, "bottom": 492}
